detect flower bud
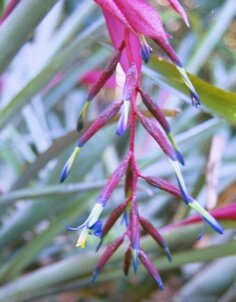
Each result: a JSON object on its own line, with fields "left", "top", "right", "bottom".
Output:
{"left": 139, "top": 249, "right": 164, "bottom": 290}
{"left": 78, "top": 101, "right": 122, "bottom": 147}
{"left": 142, "top": 175, "right": 182, "bottom": 200}
{"left": 92, "top": 236, "right": 124, "bottom": 283}
{"left": 137, "top": 111, "right": 176, "bottom": 160}
{"left": 139, "top": 88, "right": 170, "bottom": 132}
{"left": 140, "top": 216, "right": 172, "bottom": 262}
{"left": 96, "top": 153, "right": 131, "bottom": 207}
{"left": 123, "top": 247, "right": 132, "bottom": 276}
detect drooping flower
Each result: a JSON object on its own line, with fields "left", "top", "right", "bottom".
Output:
{"left": 68, "top": 203, "right": 104, "bottom": 248}
{"left": 59, "top": 0, "right": 224, "bottom": 289}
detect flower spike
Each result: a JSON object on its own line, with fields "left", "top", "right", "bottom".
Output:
{"left": 59, "top": 0, "right": 220, "bottom": 290}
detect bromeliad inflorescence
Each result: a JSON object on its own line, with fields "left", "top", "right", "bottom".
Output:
{"left": 60, "top": 0, "right": 223, "bottom": 289}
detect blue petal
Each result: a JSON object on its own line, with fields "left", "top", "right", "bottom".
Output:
{"left": 89, "top": 220, "right": 103, "bottom": 238}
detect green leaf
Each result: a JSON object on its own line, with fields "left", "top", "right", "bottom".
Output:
{"left": 146, "top": 56, "right": 236, "bottom": 124}
{"left": 0, "top": 221, "right": 235, "bottom": 302}
{"left": 0, "top": 192, "right": 95, "bottom": 282}
{"left": 0, "top": 0, "right": 59, "bottom": 73}
{"left": 0, "top": 17, "right": 105, "bottom": 129}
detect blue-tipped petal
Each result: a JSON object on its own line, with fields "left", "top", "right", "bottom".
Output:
{"left": 164, "top": 245, "right": 172, "bottom": 262}
{"left": 155, "top": 276, "right": 164, "bottom": 291}
{"left": 122, "top": 211, "right": 129, "bottom": 227}
{"left": 169, "top": 159, "right": 190, "bottom": 204}
{"left": 167, "top": 132, "right": 185, "bottom": 166}
{"left": 189, "top": 199, "right": 224, "bottom": 235}
{"left": 176, "top": 177, "right": 190, "bottom": 204}
{"left": 91, "top": 270, "right": 98, "bottom": 284}
{"left": 132, "top": 248, "right": 139, "bottom": 273}
{"left": 89, "top": 220, "right": 103, "bottom": 238}
{"left": 190, "top": 91, "right": 200, "bottom": 108}
{"left": 175, "top": 149, "right": 185, "bottom": 166}
{"left": 139, "top": 34, "right": 152, "bottom": 64}
{"left": 60, "top": 147, "right": 81, "bottom": 183}
{"left": 201, "top": 215, "right": 224, "bottom": 235}
{"left": 116, "top": 100, "right": 129, "bottom": 136}
{"left": 141, "top": 44, "right": 150, "bottom": 64}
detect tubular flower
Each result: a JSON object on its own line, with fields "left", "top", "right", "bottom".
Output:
{"left": 60, "top": 0, "right": 223, "bottom": 289}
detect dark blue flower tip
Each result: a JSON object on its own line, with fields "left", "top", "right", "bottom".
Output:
{"left": 202, "top": 216, "right": 224, "bottom": 235}
{"left": 116, "top": 127, "right": 126, "bottom": 137}
{"left": 176, "top": 178, "right": 191, "bottom": 205}
{"left": 196, "top": 225, "right": 206, "bottom": 241}
{"left": 60, "top": 166, "right": 68, "bottom": 183}
{"left": 76, "top": 115, "right": 84, "bottom": 132}
{"left": 96, "top": 239, "right": 103, "bottom": 252}
{"left": 132, "top": 249, "right": 139, "bottom": 273}
{"left": 155, "top": 276, "right": 164, "bottom": 291}
{"left": 190, "top": 91, "right": 201, "bottom": 108}
{"left": 123, "top": 211, "right": 129, "bottom": 227}
{"left": 141, "top": 44, "right": 150, "bottom": 64}
{"left": 91, "top": 270, "right": 98, "bottom": 284}
{"left": 164, "top": 246, "right": 172, "bottom": 262}
{"left": 175, "top": 149, "right": 185, "bottom": 166}
{"left": 89, "top": 220, "right": 103, "bottom": 238}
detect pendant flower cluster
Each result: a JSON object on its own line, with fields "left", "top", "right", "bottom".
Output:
{"left": 60, "top": 0, "right": 223, "bottom": 289}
